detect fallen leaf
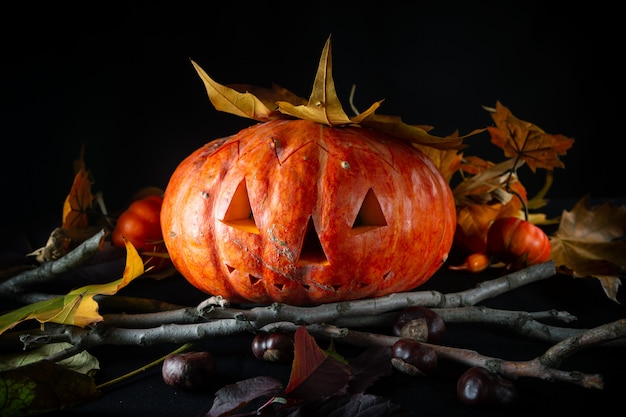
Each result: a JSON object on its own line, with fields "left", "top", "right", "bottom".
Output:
{"left": 0, "top": 359, "right": 99, "bottom": 417}
{"left": 0, "top": 342, "right": 100, "bottom": 375}
{"left": 0, "top": 237, "right": 145, "bottom": 334}
{"left": 347, "top": 346, "right": 393, "bottom": 395}
{"left": 205, "top": 376, "right": 283, "bottom": 417}
{"left": 486, "top": 101, "right": 574, "bottom": 172}
{"left": 550, "top": 195, "right": 626, "bottom": 302}
{"left": 284, "top": 326, "right": 351, "bottom": 401}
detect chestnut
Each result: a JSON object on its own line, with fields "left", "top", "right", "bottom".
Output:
{"left": 251, "top": 331, "right": 295, "bottom": 363}
{"left": 457, "top": 366, "right": 518, "bottom": 407}
{"left": 392, "top": 306, "right": 445, "bottom": 343}
{"left": 161, "top": 351, "right": 216, "bottom": 392}
{"left": 391, "top": 338, "right": 438, "bottom": 376}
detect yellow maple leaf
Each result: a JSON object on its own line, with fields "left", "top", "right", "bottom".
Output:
{"left": 0, "top": 236, "right": 145, "bottom": 335}
{"left": 550, "top": 195, "right": 626, "bottom": 302}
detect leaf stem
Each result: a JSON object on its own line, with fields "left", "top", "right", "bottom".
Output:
{"left": 95, "top": 342, "right": 193, "bottom": 392}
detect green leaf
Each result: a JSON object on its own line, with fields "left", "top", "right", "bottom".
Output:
{"left": 0, "top": 360, "right": 99, "bottom": 417}
{"left": 0, "top": 343, "right": 100, "bottom": 375}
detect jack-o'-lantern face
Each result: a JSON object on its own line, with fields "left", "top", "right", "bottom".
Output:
{"left": 161, "top": 119, "right": 456, "bottom": 305}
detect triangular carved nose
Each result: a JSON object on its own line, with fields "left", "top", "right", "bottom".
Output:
{"left": 296, "top": 216, "right": 329, "bottom": 266}
{"left": 221, "top": 179, "right": 259, "bottom": 234}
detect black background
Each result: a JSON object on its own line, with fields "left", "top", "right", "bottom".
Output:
{"left": 2, "top": 1, "right": 624, "bottom": 234}
{"left": 2, "top": 2, "right": 625, "bottom": 416}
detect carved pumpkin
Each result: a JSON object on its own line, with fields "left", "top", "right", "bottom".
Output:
{"left": 161, "top": 38, "right": 461, "bottom": 305}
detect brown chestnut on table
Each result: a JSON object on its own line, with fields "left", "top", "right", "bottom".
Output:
{"left": 161, "top": 351, "right": 216, "bottom": 392}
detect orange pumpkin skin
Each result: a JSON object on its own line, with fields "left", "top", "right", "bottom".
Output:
{"left": 161, "top": 119, "right": 456, "bottom": 305}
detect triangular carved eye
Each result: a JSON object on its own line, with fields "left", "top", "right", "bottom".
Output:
{"left": 221, "top": 179, "right": 260, "bottom": 234}
{"left": 296, "top": 217, "right": 329, "bottom": 266}
{"left": 350, "top": 188, "right": 387, "bottom": 236}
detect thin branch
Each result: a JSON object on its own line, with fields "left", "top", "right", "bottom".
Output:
{"left": 540, "top": 318, "right": 626, "bottom": 368}
{"left": 279, "top": 322, "right": 617, "bottom": 389}
{"left": 0, "top": 229, "right": 106, "bottom": 303}
{"left": 13, "top": 260, "right": 625, "bottom": 392}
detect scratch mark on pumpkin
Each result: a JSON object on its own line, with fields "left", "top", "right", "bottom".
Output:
{"left": 267, "top": 224, "right": 295, "bottom": 263}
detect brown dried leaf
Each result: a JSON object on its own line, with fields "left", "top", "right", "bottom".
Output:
{"left": 550, "top": 195, "right": 626, "bottom": 302}
{"left": 228, "top": 82, "right": 308, "bottom": 112}
{"left": 360, "top": 113, "right": 479, "bottom": 150}
{"left": 453, "top": 158, "right": 526, "bottom": 207}
{"left": 277, "top": 36, "right": 354, "bottom": 126}
{"left": 486, "top": 101, "right": 575, "bottom": 172}
{"left": 191, "top": 36, "right": 478, "bottom": 150}
{"left": 412, "top": 144, "right": 462, "bottom": 183}
{"left": 191, "top": 60, "right": 280, "bottom": 122}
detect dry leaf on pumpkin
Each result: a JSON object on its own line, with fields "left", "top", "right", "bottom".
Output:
{"left": 550, "top": 195, "right": 626, "bottom": 302}
{"left": 360, "top": 112, "right": 480, "bottom": 150}
{"left": 191, "top": 60, "right": 281, "bottom": 122}
{"left": 412, "top": 132, "right": 463, "bottom": 183}
{"left": 192, "top": 35, "right": 478, "bottom": 150}
{"left": 0, "top": 236, "right": 145, "bottom": 334}
{"left": 277, "top": 36, "right": 377, "bottom": 126}
{"left": 229, "top": 82, "right": 308, "bottom": 110}
{"left": 485, "top": 101, "right": 575, "bottom": 172}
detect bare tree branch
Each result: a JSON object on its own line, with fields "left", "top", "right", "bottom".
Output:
{"left": 9, "top": 259, "right": 626, "bottom": 392}
{"left": 0, "top": 229, "right": 106, "bottom": 304}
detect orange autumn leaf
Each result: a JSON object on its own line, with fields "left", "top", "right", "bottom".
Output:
{"left": 550, "top": 196, "right": 626, "bottom": 303}
{"left": 486, "top": 101, "right": 574, "bottom": 172}
{"left": 413, "top": 131, "right": 464, "bottom": 183}
{"left": 62, "top": 153, "right": 94, "bottom": 229}
{"left": 459, "top": 155, "right": 495, "bottom": 176}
